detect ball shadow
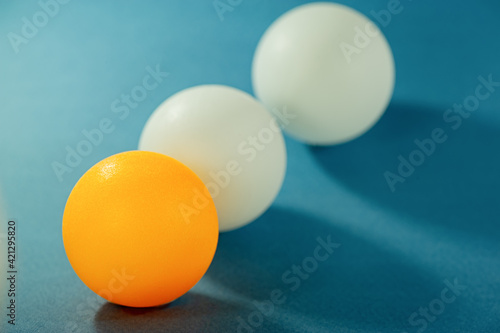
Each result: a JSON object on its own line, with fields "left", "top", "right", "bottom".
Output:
{"left": 310, "top": 102, "right": 500, "bottom": 243}
{"left": 93, "top": 292, "right": 244, "bottom": 333}
{"left": 206, "top": 207, "right": 452, "bottom": 331}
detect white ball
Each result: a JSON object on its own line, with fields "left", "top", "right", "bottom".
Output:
{"left": 139, "top": 85, "right": 287, "bottom": 232}
{"left": 252, "top": 2, "right": 395, "bottom": 145}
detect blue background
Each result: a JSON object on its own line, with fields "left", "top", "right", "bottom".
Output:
{"left": 1, "top": 0, "right": 499, "bottom": 332}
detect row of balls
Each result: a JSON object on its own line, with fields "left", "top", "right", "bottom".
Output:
{"left": 63, "top": 2, "right": 394, "bottom": 308}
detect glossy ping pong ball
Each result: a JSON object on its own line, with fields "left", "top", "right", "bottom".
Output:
{"left": 62, "top": 151, "right": 218, "bottom": 308}
{"left": 139, "top": 85, "right": 286, "bottom": 232}
{"left": 252, "top": 2, "right": 395, "bottom": 145}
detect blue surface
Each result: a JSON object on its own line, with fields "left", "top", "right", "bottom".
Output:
{"left": 1, "top": 0, "right": 499, "bottom": 332}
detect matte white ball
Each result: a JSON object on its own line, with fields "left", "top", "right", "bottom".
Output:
{"left": 252, "top": 2, "right": 395, "bottom": 145}
{"left": 139, "top": 85, "right": 287, "bottom": 232}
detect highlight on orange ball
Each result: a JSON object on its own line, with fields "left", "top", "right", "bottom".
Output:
{"left": 62, "top": 150, "right": 219, "bottom": 307}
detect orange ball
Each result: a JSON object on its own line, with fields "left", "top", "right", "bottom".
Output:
{"left": 62, "top": 151, "right": 218, "bottom": 307}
